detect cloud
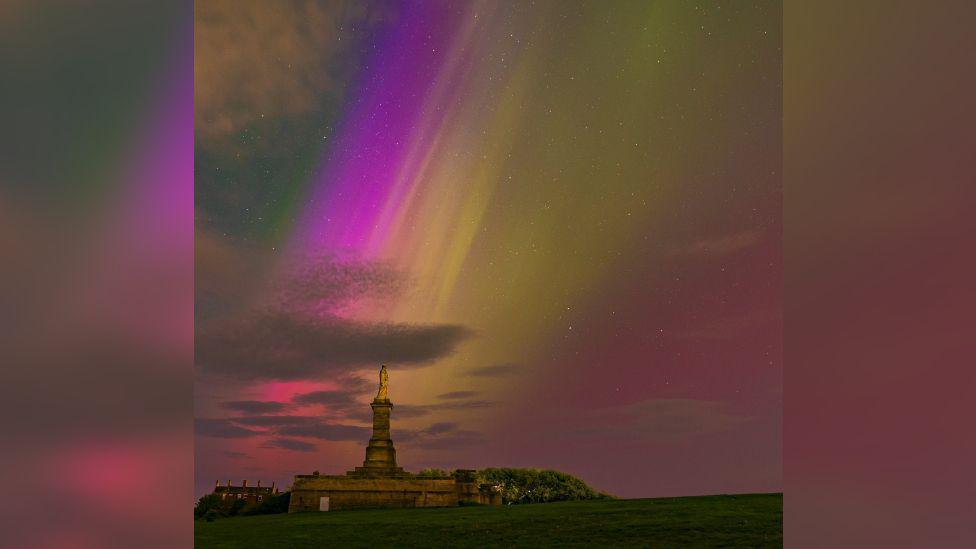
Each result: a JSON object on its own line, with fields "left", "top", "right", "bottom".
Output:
{"left": 197, "top": 312, "right": 473, "bottom": 381}
{"left": 196, "top": 245, "right": 401, "bottom": 321}
{"left": 426, "top": 400, "right": 495, "bottom": 411}
{"left": 230, "top": 415, "right": 317, "bottom": 427}
{"left": 334, "top": 375, "right": 372, "bottom": 394}
{"left": 464, "top": 363, "right": 520, "bottom": 377}
{"left": 194, "top": 0, "right": 392, "bottom": 143}
{"left": 220, "top": 400, "right": 289, "bottom": 414}
{"left": 261, "top": 438, "right": 317, "bottom": 452}
{"left": 195, "top": 418, "right": 261, "bottom": 439}
{"left": 196, "top": 251, "right": 473, "bottom": 382}
{"left": 393, "top": 422, "right": 484, "bottom": 450}
{"left": 675, "top": 229, "right": 764, "bottom": 256}
{"left": 387, "top": 405, "right": 431, "bottom": 419}
{"left": 436, "top": 391, "right": 479, "bottom": 400}
{"left": 422, "top": 422, "right": 458, "bottom": 435}
{"left": 292, "top": 391, "right": 361, "bottom": 408}
{"left": 415, "top": 431, "right": 484, "bottom": 450}
{"left": 278, "top": 396, "right": 495, "bottom": 426}
{"left": 276, "top": 421, "right": 369, "bottom": 441}
{"left": 274, "top": 255, "right": 402, "bottom": 316}
{"left": 222, "top": 451, "right": 247, "bottom": 459}
{"left": 385, "top": 399, "right": 496, "bottom": 422}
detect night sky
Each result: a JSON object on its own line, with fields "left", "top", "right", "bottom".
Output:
{"left": 195, "top": 0, "right": 781, "bottom": 499}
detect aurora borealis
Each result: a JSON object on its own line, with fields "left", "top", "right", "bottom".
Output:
{"left": 195, "top": 0, "right": 781, "bottom": 499}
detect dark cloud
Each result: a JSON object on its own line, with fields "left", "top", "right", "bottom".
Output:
{"left": 276, "top": 421, "right": 369, "bottom": 441}
{"left": 261, "top": 438, "right": 317, "bottom": 453}
{"left": 385, "top": 400, "right": 495, "bottom": 422}
{"left": 220, "top": 400, "right": 289, "bottom": 414}
{"left": 414, "top": 430, "right": 484, "bottom": 450}
{"left": 292, "top": 391, "right": 361, "bottom": 408}
{"left": 197, "top": 311, "right": 472, "bottom": 381}
{"left": 436, "top": 391, "right": 479, "bottom": 400}
{"left": 222, "top": 451, "right": 247, "bottom": 459}
{"left": 195, "top": 418, "right": 261, "bottom": 439}
{"left": 427, "top": 400, "right": 495, "bottom": 411}
{"left": 291, "top": 378, "right": 374, "bottom": 421}
{"left": 197, "top": 250, "right": 473, "bottom": 382}
{"left": 393, "top": 422, "right": 484, "bottom": 450}
{"left": 422, "top": 422, "right": 458, "bottom": 435}
{"left": 335, "top": 375, "right": 372, "bottom": 394}
{"left": 274, "top": 255, "right": 402, "bottom": 316}
{"left": 390, "top": 405, "right": 431, "bottom": 419}
{"left": 231, "top": 415, "right": 317, "bottom": 427}
{"left": 464, "top": 363, "right": 520, "bottom": 377}
{"left": 342, "top": 408, "right": 379, "bottom": 423}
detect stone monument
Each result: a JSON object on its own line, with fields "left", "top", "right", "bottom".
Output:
{"left": 287, "top": 365, "right": 501, "bottom": 512}
{"left": 347, "top": 365, "right": 407, "bottom": 477}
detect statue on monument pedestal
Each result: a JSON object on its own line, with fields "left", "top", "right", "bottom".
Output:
{"left": 376, "top": 364, "right": 389, "bottom": 401}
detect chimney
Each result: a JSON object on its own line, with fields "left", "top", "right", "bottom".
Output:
{"left": 242, "top": 479, "right": 247, "bottom": 488}
{"left": 257, "top": 480, "right": 261, "bottom": 487}
{"left": 271, "top": 481, "right": 276, "bottom": 493}
{"left": 227, "top": 480, "right": 232, "bottom": 487}
{"left": 215, "top": 480, "right": 220, "bottom": 488}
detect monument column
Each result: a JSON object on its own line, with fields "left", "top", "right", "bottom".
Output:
{"left": 363, "top": 398, "right": 397, "bottom": 469}
{"left": 350, "top": 365, "right": 405, "bottom": 476}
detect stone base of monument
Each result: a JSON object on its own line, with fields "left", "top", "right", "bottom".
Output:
{"left": 288, "top": 393, "right": 501, "bottom": 512}
{"left": 288, "top": 474, "right": 460, "bottom": 512}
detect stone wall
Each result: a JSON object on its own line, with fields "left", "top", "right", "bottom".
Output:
{"left": 456, "top": 481, "right": 503, "bottom": 506}
{"left": 288, "top": 475, "right": 459, "bottom": 512}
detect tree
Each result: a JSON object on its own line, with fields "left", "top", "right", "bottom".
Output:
{"left": 194, "top": 494, "right": 226, "bottom": 520}
{"left": 416, "top": 468, "right": 450, "bottom": 478}
{"left": 475, "top": 468, "right": 613, "bottom": 505}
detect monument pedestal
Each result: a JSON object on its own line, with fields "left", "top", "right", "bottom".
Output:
{"left": 346, "top": 398, "right": 405, "bottom": 477}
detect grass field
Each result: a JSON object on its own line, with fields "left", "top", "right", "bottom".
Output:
{"left": 195, "top": 493, "right": 782, "bottom": 548}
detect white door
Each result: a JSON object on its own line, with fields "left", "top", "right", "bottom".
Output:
{"left": 319, "top": 496, "right": 330, "bottom": 511}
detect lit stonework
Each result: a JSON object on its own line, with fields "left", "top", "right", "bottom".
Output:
{"left": 288, "top": 366, "right": 501, "bottom": 512}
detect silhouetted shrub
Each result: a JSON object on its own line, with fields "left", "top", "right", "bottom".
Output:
{"left": 194, "top": 494, "right": 227, "bottom": 520}
{"left": 475, "top": 468, "right": 613, "bottom": 505}
{"left": 242, "top": 492, "right": 291, "bottom": 515}
{"left": 228, "top": 498, "right": 247, "bottom": 516}
{"left": 416, "top": 468, "right": 450, "bottom": 477}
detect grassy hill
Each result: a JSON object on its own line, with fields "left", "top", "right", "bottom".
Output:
{"left": 195, "top": 493, "right": 782, "bottom": 548}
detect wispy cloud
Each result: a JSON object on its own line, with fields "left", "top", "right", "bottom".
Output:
{"left": 220, "top": 400, "right": 289, "bottom": 414}
{"left": 463, "top": 363, "right": 520, "bottom": 377}
{"left": 394, "top": 422, "right": 485, "bottom": 450}
{"left": 276, "top": 421, "right": 369, "bottom": 441}
{"left": 195, "top": 0, "right": 392, "bottom": 143}
{"left": 197, "top": 252, "right": 474, "bottom": 382}
{"left": 230, "top": 415, "right": 317, "bottom": 427}
{"left": 436, "top": 391, "right": 479, "bottom": 400}
{"left": 195, "top": 418, "right": 261, "bottom": 439}
{"left": 261, "top": 438, "right": 317, "bottom": 452}
{"left": 292, "top": 391, "right": 362, "bottom": 408}
{"left": 197, "top": 312, "right": 472, "bottom": 381}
